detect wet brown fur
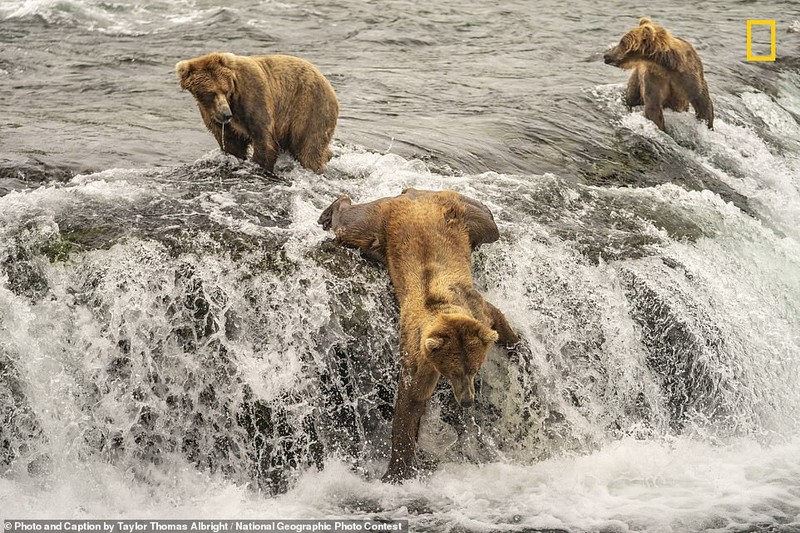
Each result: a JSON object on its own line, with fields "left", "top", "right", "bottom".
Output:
{"left": 604, "top": 18, "right": 714, "bottom": 130}
{"left": 176, "top": 53, "right": 339, "bottom": 173}
{"left": 318, "top": 189, "right": 518, "bottom": 483}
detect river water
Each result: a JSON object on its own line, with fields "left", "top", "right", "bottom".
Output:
{"left": 1, "top": 1, "right": 800, "bottom": 531}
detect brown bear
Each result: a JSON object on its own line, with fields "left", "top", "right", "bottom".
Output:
{"left": 176, "top": 53, "right": 339, "bottom": 173}
{"left": 604, "top": 18, "right": 714, "bottom": 131}
{"left": 318, "top": 189, "right": 518, "bottom": 482}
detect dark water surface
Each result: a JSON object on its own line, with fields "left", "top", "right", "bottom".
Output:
{"left": 1, "top": 0, "right": 797, "bottom": 177}
{"left": 1, "top": 1, "right": 800, "bottom": 531}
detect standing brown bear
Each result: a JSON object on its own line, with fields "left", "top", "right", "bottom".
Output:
{"left": 319, "top": 189, "right": 519, "bottom": 482}
{"left": 176, "top": 53, "right": 339, "bottom": 173}
{"left": 604, "top": 18, "right": 714, "bottom": 130}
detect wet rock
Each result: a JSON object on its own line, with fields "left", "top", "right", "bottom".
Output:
{"left": 619, "top": 265, "right": 733, "bottom": 430}
{"left": 0, "top": 352, "right": 46, "bottom": 472}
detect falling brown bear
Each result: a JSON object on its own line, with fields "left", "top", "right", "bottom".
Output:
{"left": 319, "top": 189, "right": 519, "bottom": 482}
{"left": 604, "top": 18, "right": 714, "bottom": 130}
{"left": 176, "top": 53, "right": 339, "bottom": 173}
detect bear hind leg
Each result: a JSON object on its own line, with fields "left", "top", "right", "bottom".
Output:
{"left": 294, "top": 135, "right": 332, "bottom": 174}
{"left": 318, "top": 195, "right": 386, "bottom": 261}
{"left": 664, "top": 88, "right": 690, "bottom": 113}
{"left": 317, "top": 195, "right": 352, "bottom": 231}
{"left": 690, "top": 90, "right": 714, "bottom": 130}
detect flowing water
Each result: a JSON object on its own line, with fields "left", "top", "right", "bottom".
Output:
{"left": 1, "top": 1, "right": 800, "bottom": 531}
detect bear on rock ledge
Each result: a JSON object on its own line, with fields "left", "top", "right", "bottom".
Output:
{"left": 176, "top": 53, "right": 339, "bottom": 173}
{"left": 604, "top": 18, "right": 714, "bottom": 131}
{"left": 319, "top": 189, "right": 519, "bottom": 482}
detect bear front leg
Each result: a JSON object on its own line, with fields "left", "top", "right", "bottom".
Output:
{"left": 221, "top": 128, "right": 249, "bottom": 160}
{"left": 642, "top": 72, "right": 668, "bottom": 131}
{"left": 625, "top": 69, "right": 643, "bottom": 108}
{"left": 382, "top": 365, "right": 439, "bottom": 483}
{"left": 485, "top": 301, "right": 519, "bottom": 349}
{"left": 642, "top": 93, "right": 666, "bottom": 131}
{"left": 206, "top": 123, "right": 248, "bottom": 159}
{"left": 252, "top": 137, "right": 280, "bottom": 172}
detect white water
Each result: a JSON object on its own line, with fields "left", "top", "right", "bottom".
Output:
{"left": 2, "top": 438, "right": 800, "bottom": 531}
{"left": 2, "top": 5, "right": 800, "bottom": 529}
{"left": 2, "top": 116, "right": 800, "bottom": 530}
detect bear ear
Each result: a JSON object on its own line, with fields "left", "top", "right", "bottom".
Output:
{"left": 217, "top": 52, "right": 237, "bottom": 67}
{"left": 640, "top": 22, "right": 656, "bottom": 42}
{"left": 425, "top": 337, "right": 444, "bottom": 351}
{"left": 175, "top": 60, "right": 193, "bottom": 86}
{"left": 479, "top": 327, "right": 499, "bottom": 345}
{"left": 638, "top": 17, "right": 652, "bottom": 27}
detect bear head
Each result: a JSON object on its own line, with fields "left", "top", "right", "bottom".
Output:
{"left": 603, "top": 18, "right": 679, "bottom": 70}
{"left": 421, "top": 313, "right": 499, "bottom": 407}
{"left": 175, "top": 53, "right": 238, "bottom": 125}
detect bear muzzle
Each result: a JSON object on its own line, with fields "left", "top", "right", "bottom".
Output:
{"left": 213, "top": 97, "right": 233, "bottom": 124}
{"left": 450, "top": 375, "right": 475, "bottom": 408}
{"left": 603, "top": 52, "right": 619, "bottom": 65}
{"left": 215, "top": 106, "right": 233, "bottom": 124}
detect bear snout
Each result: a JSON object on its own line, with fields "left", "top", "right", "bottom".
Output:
{"left": 216, "top": 106, "right": 233, "bottom": 124}
{"left": 213, "top": 98, "right": 233, "bottom": 124}
{"left": 603, "top": 45, "right": 626, "bottom": 66}
{"left": 450, "top": 375, "right": 475, "bottom": 408}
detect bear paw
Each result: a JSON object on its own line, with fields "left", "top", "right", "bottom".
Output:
{"left": 317, "top": 195, "right": 352, "bottom": 230}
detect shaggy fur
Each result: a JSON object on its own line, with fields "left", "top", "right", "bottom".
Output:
{"left": 176, "top": 53, "right": 339, "bottom": 173}
{"left": 318, "top": 189, "right": 518, "bottom": 482}
{"left": 319, "top": 188, "right": 501, "bottom": 262}
{"left": 604, "top": 18, "right": 714, "bottom": 130}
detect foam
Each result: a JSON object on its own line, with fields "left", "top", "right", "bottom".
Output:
{"left": 0, "top": 0, "right": 198, "bottom": 35}
{"left": 2, "top": 437, "right": 799, "bottom": 532}
{"left": 1, "top": 80, "right": 799, "bottom": 532}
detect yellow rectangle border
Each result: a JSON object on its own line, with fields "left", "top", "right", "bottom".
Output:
{"left": 746, "top": 20, "right": 776, "bottom": 61}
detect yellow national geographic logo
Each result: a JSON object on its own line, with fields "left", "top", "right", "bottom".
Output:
{"left": 746, "top": 20, "right": 776, "bottom": 61}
